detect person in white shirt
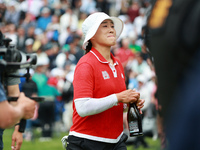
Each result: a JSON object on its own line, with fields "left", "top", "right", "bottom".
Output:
{"left": 60, "top": 7, "right": 78, "bottom": 33}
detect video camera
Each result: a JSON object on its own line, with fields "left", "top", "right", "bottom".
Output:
{"left": 0, "top": 31, "right": 44, "bottom": 132}
{"left": 0, "top": 31, "right": 37, "bottom": 73}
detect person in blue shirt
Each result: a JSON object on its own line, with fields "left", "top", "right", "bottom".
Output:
{"left": 36, "top": 7, "right": 52, "bottom": 31}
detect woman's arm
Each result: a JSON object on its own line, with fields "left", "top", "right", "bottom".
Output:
{"left": 75, "top": 94, "right": 118, "bottom": 117}
{"left": 75, "top": 89, "right": 144, "bottom": 117}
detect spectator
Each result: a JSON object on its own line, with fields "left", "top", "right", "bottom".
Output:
{"left": 77, "top": 12, "right": 87, "bottom": 33}
{"left": 27, "top": 0, "right": 44, "bottom": 19}
{"left": 32, "top": 58, "right": 49, "bottom": 95}
{"left": 58, "top": 26, "right": 71, "bottom": 47}
{"left": 4, "top": 23, "right": 17, "bottom": 45}
{"left": 51, "top": 1, "right": 65, "bottom": 17}
{"left": 137, "top": 74, "right": 151, "bottom": 112}
{"left": 127, "top": 1, "right": 140, "bottom": 22}
{"left": 67, "top": 34, "right": 84, "bottom": 63}
{"left": 24, "top": 38, "right": 34, "bottom": 54}
{"left": 60, "top": 7, "right": 78, "bottom": 33}
{"left": 21, "top": 13, "right": 36, "bottom": 34}
{"left": 46, "top": 15, "right": 60, "bottom": 42}
{"left": 127, "top": 52, "right": 152, "bottom": 80}
{"left": 96, "top": 0, "right": 110, "bottom": 15}
{"left": 55, "top": 44, "right": 77, "bottom": 69}
{"left": 0, "top": 2, "right": 6, "bottom": 23}
{"left": 48, "top": 67, "right": 65, "bottom": 122}
{"left": 34, "top": 45, "right": 50, "bottom": 74}
{"left": 127, "top": 69, "right": 138, "bottom": 90}
{"left": 133, "top": 7, "right": 147, "bottom": 37}
{"left": 128, "top": 32, "right": 141, "bottom": 54}
{"left": 115, "top": 38, "right": 135, "bottom": 68}
{"left": 118, "top": 15, "right": 134, "bottom": 39}
{"left": 31, "top": 29, "right": 43, "bottom": 52}
{"left": 16, "top": 26, "right": 27, "bottom": 53}
{"left": 37, "top": 79, "right": 60, "bottom": 140}
{"left": 18, "top": 0, "right": 28, "bottom": 23}
{"left": 39, "top": 33, "right": 54, "bottom": 54}
{"left": 60, "top": 0, "right": 70, "bottom": 10}
{"left": 80, "top": 0, "right": 97, "bottom": 15}
{"left": 47, "top": 43, "right": 60, "bottom": 70}
{"left": 36, "top": 7, "right": 52, "bottom": 31}
{"left": 62, "top": 65, "right": 75, "bottom": 132}
{"left": 26, "top": 26, "right": 36, "bottom": 40}
{"left": 32, "top": 57, "right": 60, "bottom": 140}
{"left": 48, "top": 67, "right": 65, "bottom": 92}
{"left": 20, "top": 69, "right": 39, "bottom": 141}
{"left": 71, "top": 0, "right": 82, "bottom": 16}
{"left": 4, "top": 2, "right": 20, "bottom": 26}
{"left": 119, "top": 0, "right": 129, "bottom": 15}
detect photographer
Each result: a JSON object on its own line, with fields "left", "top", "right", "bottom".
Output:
{"left": 0, "top": 29, "right": 38, "bottom": 150}
{"left": 0, "top": 74, "right": 36, "bottom": 150}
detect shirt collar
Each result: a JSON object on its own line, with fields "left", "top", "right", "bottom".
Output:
{"left": 90, "top": 47, "right": 119, "bottom": 65}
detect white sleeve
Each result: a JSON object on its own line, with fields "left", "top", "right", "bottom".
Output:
{"left": 74, "top": 94, "right": 118, "bottom": 117}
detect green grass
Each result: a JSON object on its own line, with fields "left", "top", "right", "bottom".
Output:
{"left": 126, "top": 137, "right": 161, "bottom": 150}
{"left": 3, "top": 128, "right": 161, "bottom": 150}
{"left": 3, "top": 127, "right": 65, "bottom": 150}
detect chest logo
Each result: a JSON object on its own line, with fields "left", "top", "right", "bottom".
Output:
{"left": 102, "top": 71, "right": 110, "bottom": 80}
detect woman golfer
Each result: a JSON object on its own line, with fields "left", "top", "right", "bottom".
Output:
{"left": 65, "top": 12, "right": 145, "bottom": 150}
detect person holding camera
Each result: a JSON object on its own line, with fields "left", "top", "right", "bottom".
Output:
{"left": 0, "top": 74, "right": 36, "bottom": 150}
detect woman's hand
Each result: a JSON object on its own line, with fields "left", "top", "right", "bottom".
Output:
{"left": 116, "top": 89, "right": 145, "bottom": 114}
{"left": 116, "top": 89, "right": 140, "bottom": 103}
{"left": 136, "top": 99, "right": 145, "bottom": 114}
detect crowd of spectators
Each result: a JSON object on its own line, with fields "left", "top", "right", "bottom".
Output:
{"left": 0, "top": 0, "right": 161, "bottom": 147}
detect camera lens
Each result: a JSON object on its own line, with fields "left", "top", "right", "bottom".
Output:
{"left": 12, "top": 50, "right": 22, "bottom": 62}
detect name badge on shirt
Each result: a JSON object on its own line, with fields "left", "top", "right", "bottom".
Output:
{"left": 102, "top": 71, "right": 110, "bottom": 80}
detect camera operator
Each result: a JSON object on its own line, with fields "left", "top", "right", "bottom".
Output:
{"left": 0, "top": 73, "right": 36, "bottom": 150}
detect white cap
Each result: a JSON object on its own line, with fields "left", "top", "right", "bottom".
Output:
{"left": 41, "top": 7, "right": 51, "bottom": 14}
{"left": 25, "top": 38, "right": 34, "bottom": 46}
{"left": 137, "top": 74, "right": 147, "bottom": 83}
{"left": 36, "top": 54, "right": 49, "bottom": 66}
{"left": 50, "top": 68, "right": 65, "bottom": 77}
{"left": 82, "top": 12, "right": 124, "bottom": 50}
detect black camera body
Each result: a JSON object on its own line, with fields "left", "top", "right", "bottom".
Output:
{"left": 0, "top": 31, "right": 37, "bottom": 73}
{"left": 0, "top": 31, "right": 44, "bottom": 102}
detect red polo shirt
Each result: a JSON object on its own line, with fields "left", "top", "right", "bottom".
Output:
{"left": 69, "top": 47, "right": 126, "bottom": 143}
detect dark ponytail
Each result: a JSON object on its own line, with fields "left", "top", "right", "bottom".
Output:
{"left": 85, "top": 40, "right": 92, "bottom": 54}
